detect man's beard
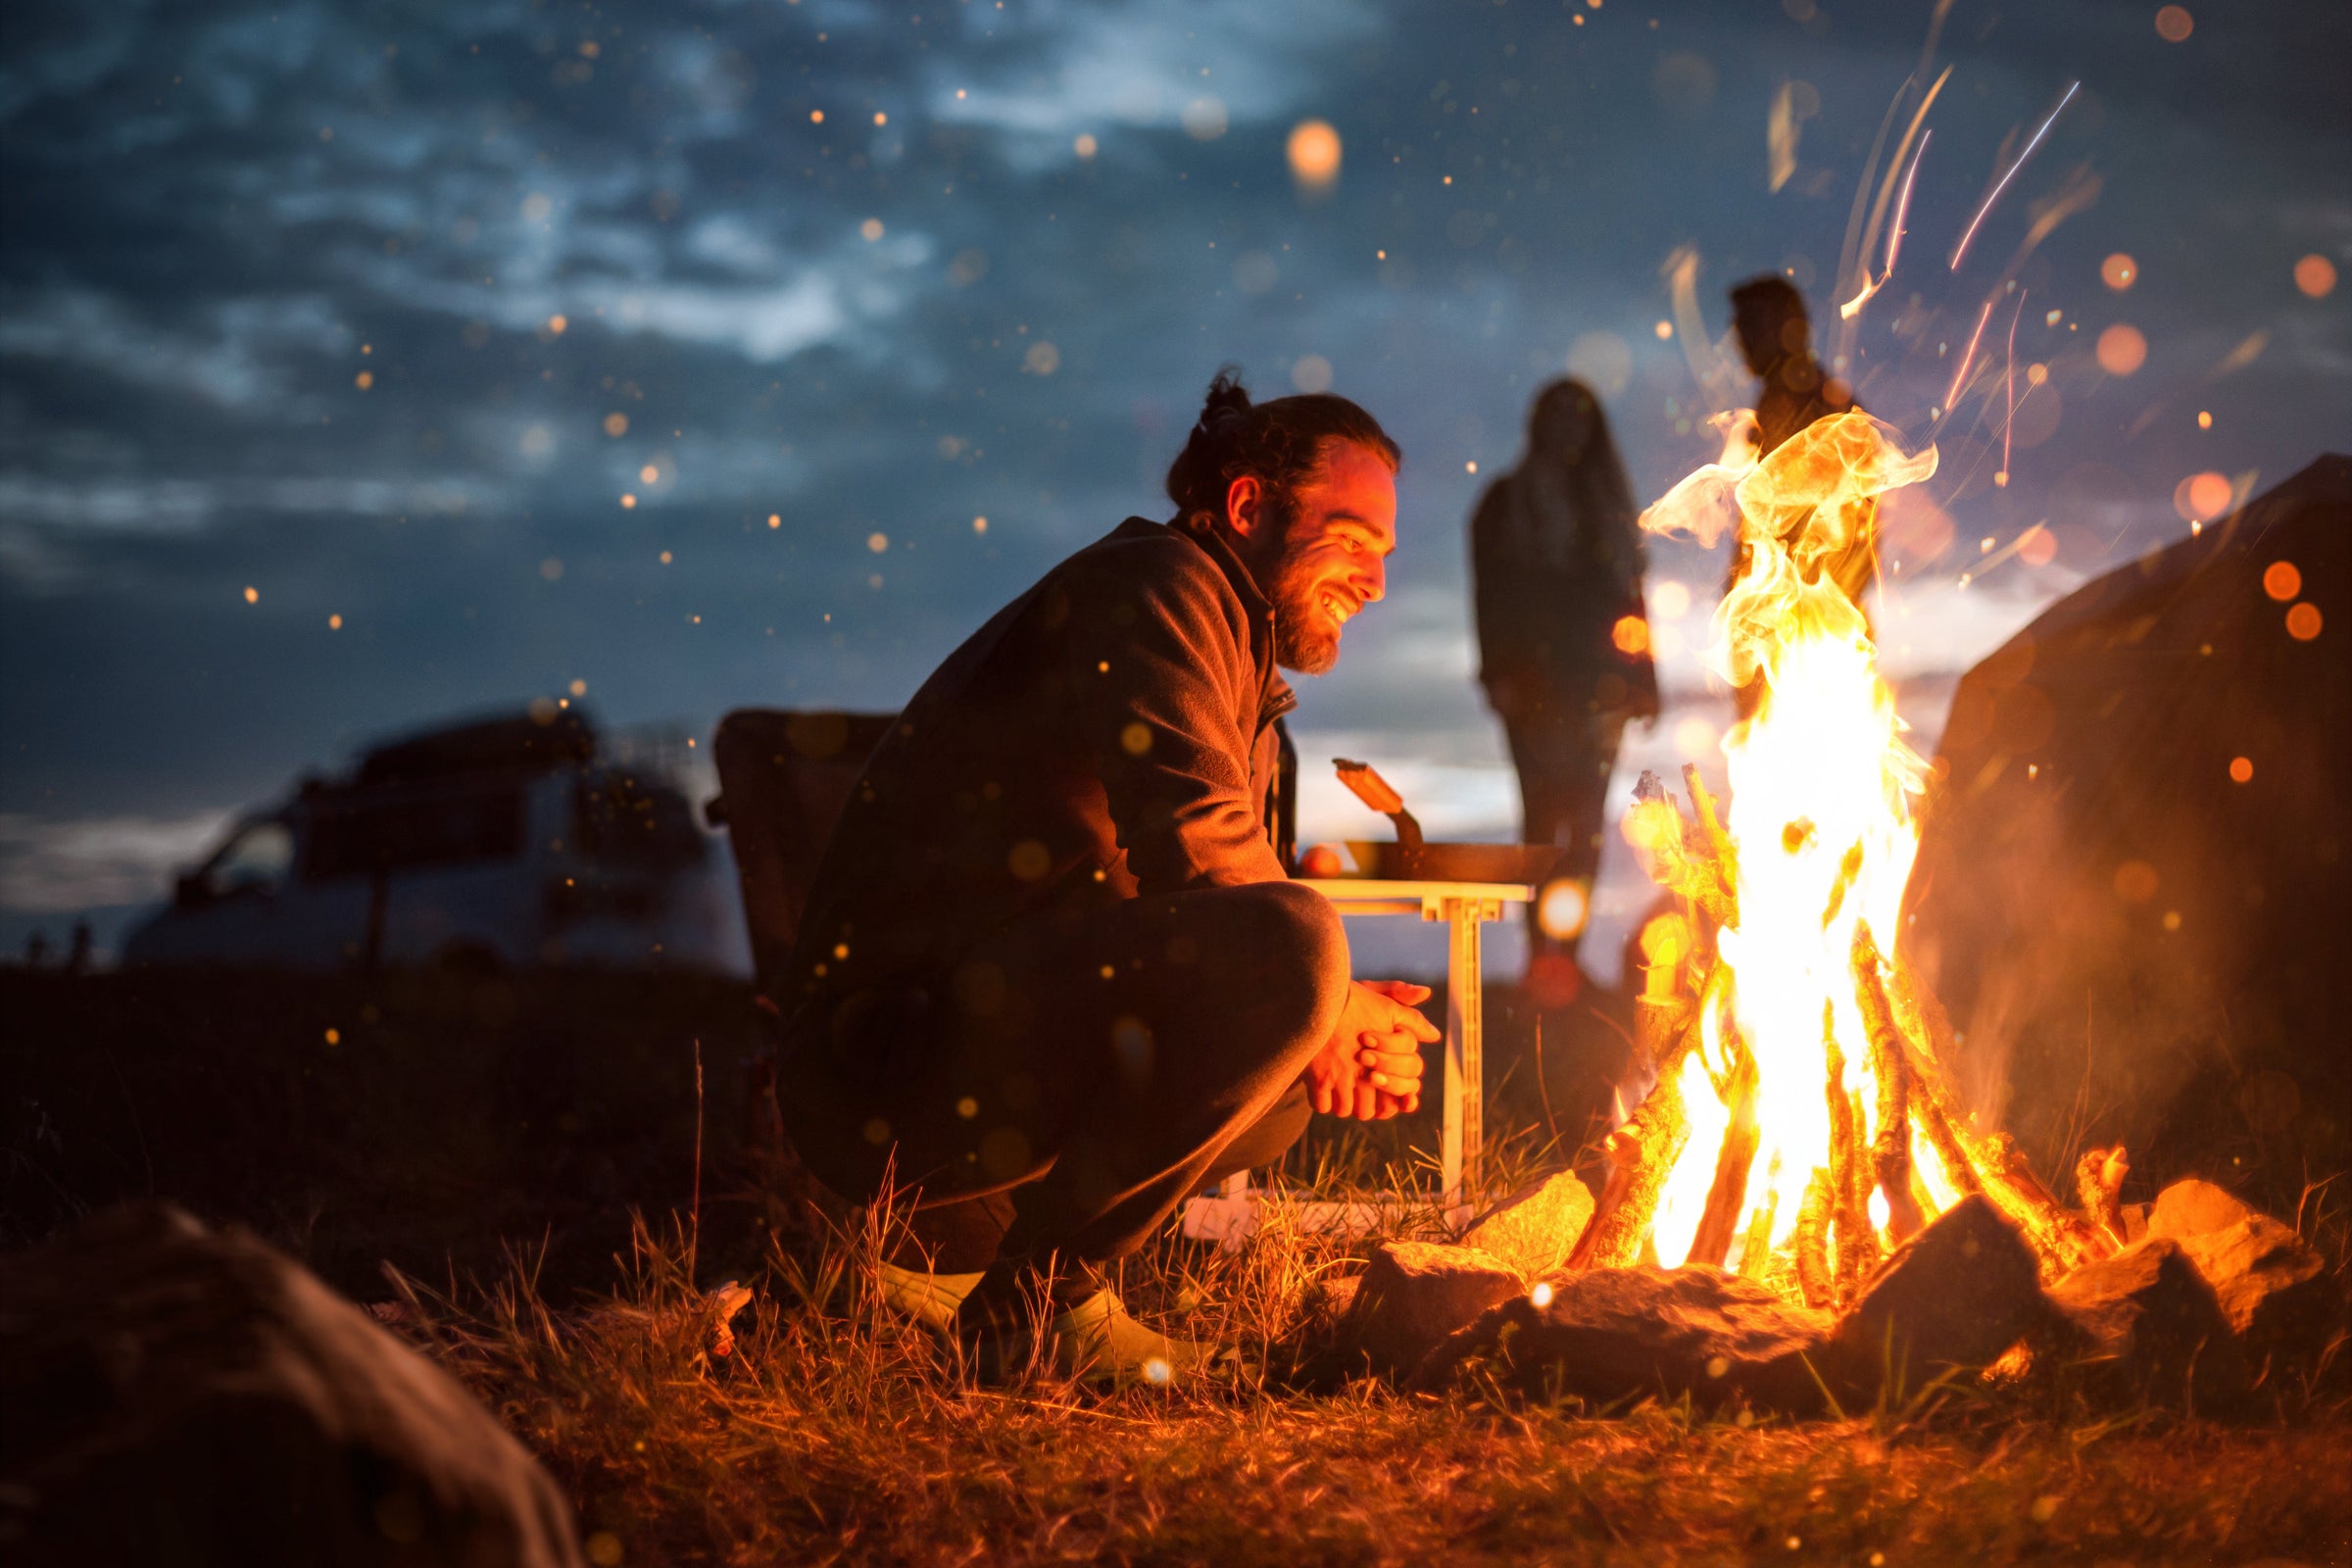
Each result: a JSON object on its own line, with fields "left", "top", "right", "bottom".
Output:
{"left": 1266, "top": 554, "right": 1342, "bottom": 675}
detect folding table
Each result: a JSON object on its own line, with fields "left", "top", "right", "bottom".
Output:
{"left": 1180, "top": 877, "right": 1534, "bottom": 1243}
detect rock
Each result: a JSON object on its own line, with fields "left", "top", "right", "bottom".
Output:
{"left": 2143, "top": 1179, "right": 2341, "bottom": 1374}
{"left": 1459, "top": 1172, "right": 1596, "bottom": 1280}
{"left": 1413, "top": 1266, "right": 1834, "bottom": 1413}
{"left": 2043, "top": 1238, "right": 2249, "bottom": 1410}
{"left": 1338, "top": 1241, "right": 1522, "bottom": 1378}
{"left": 2145, "top": 1177, "right": 2258, "bottom": 1240}
{"left": 0, "top": 1203, "right": 584, "bottom": 1567}
{"left": 1830, "top": 1195, "right": 2045, "bottom": 1396}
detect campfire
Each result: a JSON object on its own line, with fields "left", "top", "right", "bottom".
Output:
{"left": 1575, "top": 410, "right": 2117, "bottom": 1308}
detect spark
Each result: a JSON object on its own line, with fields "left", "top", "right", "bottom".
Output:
{"left": 1838, "top": 130, "right": 1930, "bottom": 321}
{"left": 1999, "top": 289, "right": 2026, "bottom": 483}
{"left": 1943, "top": 299, "right": 1994, "bottom": 409}
{"left": 1884, "top": 129, "right": 1928, "bottom": 277}
{"left": 1949, "top": 81, "right": 2079, "bottom": 271}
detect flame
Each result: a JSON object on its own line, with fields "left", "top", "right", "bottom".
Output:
{"left": 1637, "top": 410, "right": 1940, "bottom": 1263}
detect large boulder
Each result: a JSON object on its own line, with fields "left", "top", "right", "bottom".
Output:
{"left": 1337, "top": 1241, "right": 1521, "bottom": 1378}
{"left": 1459, "top": 1172, "right": 1596, "bottom": 1280}
{"left": 1903, "top": 457, "right": 2351, "bottom": 1206}
{"left": 0, "top": 1204, "right": 582, "bottom": 1567}
{"left": 1413, "top": 1266, "right": 1834, "bottom": 1412}
{"left": 2144, "top": 1179, "right": 2340, "bottom": 1374}
{"left": 2043, "top": 1238, "right": 2249, "bottom": 1410}
{"left": 1829, "top": 1195, "right": 2045, "bottom": 1396}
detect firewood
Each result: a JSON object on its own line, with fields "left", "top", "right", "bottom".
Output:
{"left": 1984, "top": 1135, "right": 2112, "bottom": 1274}
{"left": 2074, "top": 1145, "right": 2131, "bottom": 1246}
{"left": 1571, "top": 1061, "right": 1693, "bottom": 1271}
{"left": 1685, "top": 1050, "right": 1760, "bottom": 1268}
{"left": 1838, "top": 1085, "right": 1883, "bottom": 1298}
{"left": 1886, "top": 954, "right": 1973, "bottom": 1109}
{"left": 1824, "top": 1025, "right": 1871, "bottom": 1303}
{"left": 1913, "top": 1093, "right": 1985, "bottom": 1200}
{"left": 1570, "top": 996, "right": 1710, "bottom": 1271}
{"left": 1875, "top": 969, "right": 2105, "bottom": 1273}
{"left": 1851, "top": 923, "right": 1926, "bottom": 1243}
{"left": 1792, "top": 1169, "right": 1835, "bottom": 1309}
{"left": 1627, "top": 772, "right": 1737, "bottom": 932}
{"left": 1735, "top": 1165, "right": 1781, "bottom": 1280}
{"left": 1681, "top": 763, "right": 1740, "bottom": 890}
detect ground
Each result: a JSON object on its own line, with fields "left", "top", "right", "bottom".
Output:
{"left": 7, "top": 970, "right": 2349, "bottom": 1565}
{"left": 425, "top": 1217, "right": 2352, "bottom": 1567}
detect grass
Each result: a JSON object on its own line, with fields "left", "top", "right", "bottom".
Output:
{"left": 11, "top": 971, "right": 2348, "bottom": 1562}
{"left": 398, "top": 1149, "right": 2352, "bottom": 1567}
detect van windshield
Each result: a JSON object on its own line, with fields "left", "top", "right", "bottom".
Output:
{"left": 201, "top": 818, "right": 294, "bottom": 898}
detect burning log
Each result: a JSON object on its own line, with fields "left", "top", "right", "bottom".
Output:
{"left": 1570, "top": 1065, "right": 1692, "bottom": 1271}
{"left": 1735, "top": 1171, "right": 1780, "bottom": 1281}
{"left": 2075, "top": 1145, "right": 2131, "bottom": 1247}
{"left": 1685, "top": 1047, "right": 1760, "bottom": 1269}
{"left": 1852, "top": 923, "right": 1925, "bottom": 1243}
{"left": 1880, "top": 946, "right": 2110, "bottom": 1277}
{"left": 1791, "top": 1170, "right": 1835, "bottom": 1309}
{"left": 1911, "top": 1090, "right": 1985, "bottom": 1199}
{"left": 1569, "top": 985, "right": 1708, "bottom": 1271}
{"left": 1624, "top": 773, "right": 1737, "bottom": 934}
{"left": 1681, "top": 763, "right": 1740, "bottom": 894}
{"left": 1822, "top": 1023, "right": 1879, "bottom": 1304}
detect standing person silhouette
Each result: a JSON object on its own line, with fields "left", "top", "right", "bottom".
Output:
{"left": 1725, "top": 276, "right": 1876, "bottom": 718}
{"left": 1470, "top": 379, "right": 1657, "bottom": 971}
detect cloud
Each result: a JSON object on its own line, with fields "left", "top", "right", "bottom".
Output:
{"left": 0, "top": 0, "right": 2345, "bottom": 927}
{"left": 929, "top": 0, "right": 1382, "bottom": 149}
{"left": 0, "top": 808, "right": 234, "bottom": 911}
{"left": 0, "top": 285, "right": 347, "bottom": 411}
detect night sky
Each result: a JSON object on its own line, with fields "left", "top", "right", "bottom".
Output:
{"left": 2, "top": 0, "right": 2344, "bottom": 969}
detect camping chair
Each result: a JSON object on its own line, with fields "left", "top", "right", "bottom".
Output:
{"left": 706, "top": 708, "right": 899, "bottom": 985}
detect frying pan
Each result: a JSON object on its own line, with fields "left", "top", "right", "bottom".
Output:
{"left": 1329, "top": 759, "right": 1561, "bottom": 885}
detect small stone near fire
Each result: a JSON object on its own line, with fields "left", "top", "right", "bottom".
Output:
{"left": 1412, "top": 1265, "right": 1834, "bottom": 1412}
{"left": 2144, "top": 1179, "right": 2339, "bottom": 1373}
{"left": 2147, "top": 1178, "right": 2259, "bottom": 1239}
{"left": 1338, "top": 1240, "right": 1521, "bottom": 1377}
{"left": 1459, "top": 1170, "right": 1597, "bottom": 1280}
{"left": 2042, "top": 1237, "right": 2249, "bottom": 1410}
{"left": 1830, "top": 1194, "right": 2044, "bottom": 1396}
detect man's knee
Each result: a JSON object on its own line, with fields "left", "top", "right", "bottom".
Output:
{"left": 1222, "top": 880, "right": 1348, "bottom": 1046}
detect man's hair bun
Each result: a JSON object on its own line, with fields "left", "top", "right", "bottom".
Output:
{"left": 1197, "top": 368, "right": 1253, "bottom": 430}
{"left": 1164, "top": 366, "right": 1399, "bottom": 533}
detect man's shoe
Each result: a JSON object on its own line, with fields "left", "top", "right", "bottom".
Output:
{"left": 1046, "top": 1289, "right": 1212, "bottom": 1386}
{"left": 876, "top": 1261, "right": 986, "bottom": 1336}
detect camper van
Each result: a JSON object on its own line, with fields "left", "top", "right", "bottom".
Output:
{"left": 122, "top": 709, "right": 751, "bottom": 976}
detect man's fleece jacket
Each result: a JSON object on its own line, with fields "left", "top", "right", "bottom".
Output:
{"left": 778, "top": 515, "right": 1299, "bottom": 1036}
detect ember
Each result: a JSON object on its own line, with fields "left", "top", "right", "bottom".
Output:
{"left": 1598, "top": 408, "right": 2112, "bottom": 1307}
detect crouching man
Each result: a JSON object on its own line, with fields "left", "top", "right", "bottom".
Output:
{"left": 773, "top": 369, "right": 1439, "bottom": 1379}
